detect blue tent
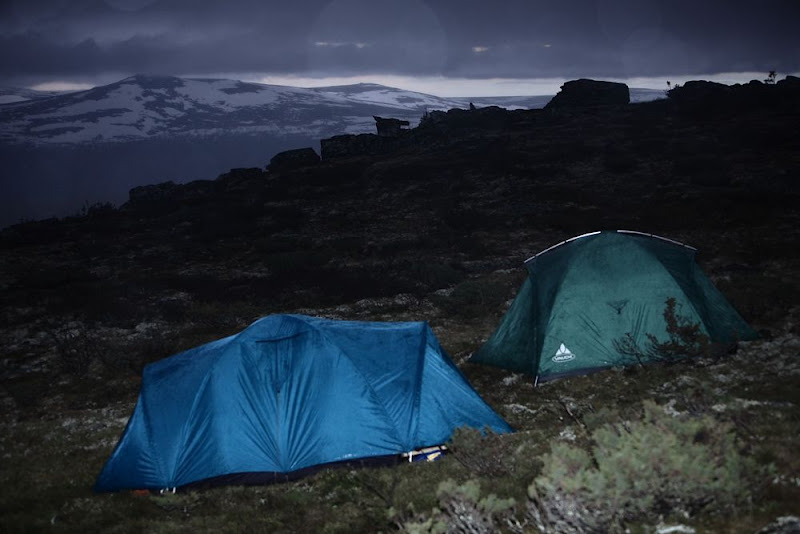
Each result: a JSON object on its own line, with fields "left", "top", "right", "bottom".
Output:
{"left": 95, "top": 314, "right": 511, "bottom": 492}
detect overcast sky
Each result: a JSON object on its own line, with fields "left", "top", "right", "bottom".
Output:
{"left": 1, "top": 0, "right": 798, "bottom": 96}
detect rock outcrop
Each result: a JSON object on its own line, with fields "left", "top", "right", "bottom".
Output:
{"left": 373, "top": 116, "right": 410, "bottom": 137}
{"left": 320, "top": 133, "right": 413, "bottom": 159}
{"left": 777, "top": 75, "right": 800, "bottom": 89}
{"left": 545, "top": 79, "right": 630, "bottom": 109}
{"left": 667, "top": 76, "right": 800, "bottom": 114}
{"left": 268, "top": 147, "right": 320, "bottom": 172}
{"left": 127, "top": 181, "right": 179, "bottom": 206}
{"left": 417, "top": 106, "right": 517, "bottom": 131}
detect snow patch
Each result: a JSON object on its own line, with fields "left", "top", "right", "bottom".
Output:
{"left": 558, "top": 427, "right": 577, "bottom": 441}
{"left": 505, "top": 403, "right": 539, "bottom": 416}
{"left": 656, "top": 525, "right": 695, "bottom": 534}
{"left": 502, "top": 373, "right": 522, "bottom": 386}
{"left": 0, "top": 95, "right": 29, "bottom": 104}
{"left": 663, "top": 399, "right": 685, "bottom": 417}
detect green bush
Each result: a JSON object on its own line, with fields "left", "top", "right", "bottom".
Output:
{"left": 46, "top": 321, "right": 107, "bottom": 378}
{"left": 528, "top": 400, "right": 760, "bottom": 532}
{"left": 391, "top": 479, "right": 517, "bottom": 534}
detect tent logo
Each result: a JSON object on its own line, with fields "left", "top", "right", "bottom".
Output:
{"left": 552, "top": 343, "right": 575, "bottom": 363}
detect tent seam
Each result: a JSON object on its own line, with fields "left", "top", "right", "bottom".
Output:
{"left": 410, "top": 323, "right": 428, "bottom": 446}
{"left": 168, "top": 336, "right": 241, "bottom": 486}
{"left": 293, "top": 315, "right": 409, "bottom": 452}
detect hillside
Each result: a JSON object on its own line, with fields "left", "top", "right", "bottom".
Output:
{"left": 1, "top": 79, "right": 799, "bottom": 533}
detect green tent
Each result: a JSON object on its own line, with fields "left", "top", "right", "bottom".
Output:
{"left": 470, "top": 231, "right": 757, "bottom": 382}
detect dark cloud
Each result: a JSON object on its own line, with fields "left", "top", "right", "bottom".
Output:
{"left": 306, "top": 0, "right": 447, "bottom": 75}
{"left": 428, "top": 0, "right": 800, "bottom": 78}
{"left": 0, "top": 0, "right": 798, "bottom": 87}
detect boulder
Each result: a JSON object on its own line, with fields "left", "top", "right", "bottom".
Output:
{"left": 545, "top": 79, "right": 630, "bottom": 109}
{"left": 777, "top": 75, "right": 800, "bottom": 89}
{"left": 776, "top": 75, "right": 800, "bottom": 100}
{"left": 127, "top": 181, "right": 178, "bottom": 205}
{"left": 667, "top": 80, "right": 731, "bottom": 102}
{"left": 417, "top": 106, "right": 513, "bottom": 131}
{"left": 755, "top": 516, "right": 800, "bottom": 534}
{"left": 373, "top": 116, "right": 410, "bottom": 137}
{"left": 664, "top": 80, "right": 735, "bottom": 115}
{"left": 215, "top": 167, "right": 267, "bottom": 195}
{"left": 124, "top": 181, "right": 180, "bottom": 214}
{"left": 668, "top": 77, "right": 800, "bottom": 114}
{"left": 268, "top": 147, "right": 320, "bottom": 172}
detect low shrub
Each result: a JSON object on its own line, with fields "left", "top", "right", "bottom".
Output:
{"left": 399, "top": 400, "right": 764, "bottom": 533}
{"left": 46, "top": 321, "right": 107, "bottom": 378}
{"left": 527, "top": 400, "right": 761, "bottom": 532}
{"left": 112, "top": 329, "right": 182, "bottom": 375}
{"left": 390, "top": 479, "right": 517, "bottom": 534}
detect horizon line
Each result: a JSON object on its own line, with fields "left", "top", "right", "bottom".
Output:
{"left": 26, "top": 70, "right": 797, "bottom": 98}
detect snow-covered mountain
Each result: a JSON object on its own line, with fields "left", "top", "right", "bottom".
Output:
{"left": 0, "top": 74, "right": 666, "bottom": 146}
{"left": 0, "top": 75, "right": 664, "bottom": 146}
{"left": 0, "top": 74, "right": 504, "bottom": 146}
{"left": 629, "top": 88, "right": 669, "bottom": 103}
{"left": 0, "top": 86, "right": 65, "bottom": 105}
